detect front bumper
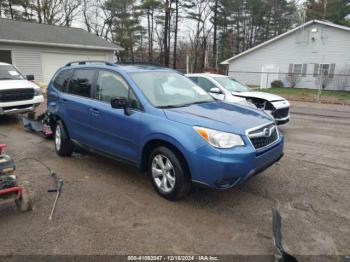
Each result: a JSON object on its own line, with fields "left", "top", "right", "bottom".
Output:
{"left": 271, "top": 103, "right": 290, "bottom": 125}
{"left": 0, "top": 95, "right": 44, "bottom": 115}
{"left": 189, "top": 135, "right": 284, "bottom": 189}
{"left": 275, "top": 116, "right": 290, "bottom": 125}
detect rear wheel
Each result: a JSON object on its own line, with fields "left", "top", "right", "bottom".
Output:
{"left": 148, "top": 146, "right": 191, "bottom": 200}
{"left": 54, "top": 120, "right": 73, "bottom": 157}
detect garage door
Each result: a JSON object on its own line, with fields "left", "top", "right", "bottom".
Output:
{"left": 41, "top": 53, "right": 107, "bottom": 83}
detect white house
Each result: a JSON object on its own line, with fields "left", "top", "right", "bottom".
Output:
{"left": 221, "top": 20, "right": 350, "bottom": 90}
{"left": 0, "top": 18, "right": 122, "bottom": 83}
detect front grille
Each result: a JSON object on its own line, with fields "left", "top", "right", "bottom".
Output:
{"left": 3, "top": 104, "right": 34, "bottom": 110}
{"left": 0, "top": 88, "right": 34, "bottom": 102}
{"left": 248, "top": 124, "right": 279, "bottom": 150}
{"left": 273, "top": 107, "right": 289, "bottom": 119}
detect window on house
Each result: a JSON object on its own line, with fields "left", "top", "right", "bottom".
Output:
{"left": 0, "top": 50, "right": 12, "bottom": 64}
{"left": 289, "top": 64, "right": 307, "bottom": 77}
{"left": 313, "top": 64, "right": 336, "bottom": 78}
{"left": 293, "top": 64, "right": 303, "bottom": 75}
{"left": 320, "top": 64, "right": 330, "bottom": 76}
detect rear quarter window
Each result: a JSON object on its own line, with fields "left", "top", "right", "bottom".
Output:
{"left": 53, "top": 70, "right": 72, "bottom": 92}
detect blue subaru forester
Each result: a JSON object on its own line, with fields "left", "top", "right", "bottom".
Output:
{"left": 47, "top": 61, "right": 284, "bottom": 200}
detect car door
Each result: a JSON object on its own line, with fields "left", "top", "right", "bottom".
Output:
{"left": 63, "top": 68, "right": 98, "bottom": 145}
{"left": 87, "top": 70, "right": 143, "bottom": 162}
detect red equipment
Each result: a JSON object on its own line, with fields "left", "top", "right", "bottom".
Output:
{"left": 0, "top": 144, "right": 32, "bottom": 211}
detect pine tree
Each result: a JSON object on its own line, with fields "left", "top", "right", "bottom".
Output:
{"left": 140, "top": 0, "right": 161, "bottom": 62}
{"left": 105, "top": 0, "right": 142, "bottom": 62}
{"left": 306, "top": 0, "right": 350, "bottom": 26}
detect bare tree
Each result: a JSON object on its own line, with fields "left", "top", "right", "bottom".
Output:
{"left": 286, "top": 73, "right": 301, "bottom": 88}
{"left": 185, "top": 0, "right": 212, "bottom": 72}
{"left": 315, "top": 73, "right": 332, "bottom": 90}
{"left": 40, "top": 0, "right": 63, "bottom": 24}
{"left": 82, "top": 0, "right": 112, "bottom": 39}
{"left": 61, "top": 0, "right": 81, "bottom": 27}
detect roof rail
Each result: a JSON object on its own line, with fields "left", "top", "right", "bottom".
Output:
{"left": 115, "top": 61, "right": 163, "bottom": 67}
{"left": 65, "top": 60, "right": 115, "bottom": 67}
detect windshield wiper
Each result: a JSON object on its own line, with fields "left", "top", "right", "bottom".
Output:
{"left": 157, "top": 105, "right": 184, "bottom": 109}
{"left": 158, "top": 100, "right": 213, "bottom": 109}
{"left": 0, "top": 77, "right": 13, "bottom": 80}
{"left": 178, "top": 100, "right": 214, "bottom": 107}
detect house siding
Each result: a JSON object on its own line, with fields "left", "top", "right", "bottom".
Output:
{"left": 0, "top": 43, "right": 115, "bottom": 82}
{"left": 227, "top": 22, "right": 350, "bottom": 90}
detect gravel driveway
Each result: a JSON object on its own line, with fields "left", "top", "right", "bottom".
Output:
{"left": 0, "top": 101, "right": 349, "bottom": 259}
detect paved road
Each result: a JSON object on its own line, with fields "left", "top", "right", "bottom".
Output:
{"left": 0, "top": 102, "right": 349, "bottom": 257}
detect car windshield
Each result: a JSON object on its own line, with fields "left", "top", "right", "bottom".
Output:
{"left": 130, "top": 72, "right": 214, "bottom": 108}
{"left": 0, "top": 65, "right": 25, "bottom": 80}
{"left": 214, "top": 77, "right": 251, "bottom": 92}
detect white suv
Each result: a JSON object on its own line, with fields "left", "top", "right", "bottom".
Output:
{"left": 187, "top": 73, "right": 290, "bottom": 125}
{"left": 0, "top": 62, "right": 44, "bottom": 115}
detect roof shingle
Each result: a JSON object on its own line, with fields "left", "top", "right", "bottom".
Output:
{"left": 0, "top": 18, "right": 121, "bottom": 51}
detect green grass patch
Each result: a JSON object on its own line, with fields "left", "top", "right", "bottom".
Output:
{"left": 259, "top": 87, "right": 350, "bottom": 105}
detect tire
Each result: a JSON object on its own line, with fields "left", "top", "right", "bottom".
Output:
{"left": 54, "top": 120, "right": 73, "bottom": 157}
{"left": 148, "top": 146, "right": 191, "bottom": 200}
{"left": 15, "top": 182, "right": 32, "bottom": 212}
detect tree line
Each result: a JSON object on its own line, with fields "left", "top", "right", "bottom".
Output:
{"left": 0, "top": 0, "right": 349, "bottom": 72}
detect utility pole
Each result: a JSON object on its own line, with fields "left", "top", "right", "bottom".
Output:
{"left": 173, "top": 0, "right": 179, "bottom": 69}
{"left": 163, "top": 0, "right": 170, "bottom": 67}
{"left": 8, "top": 0, "right": 14, "bottom": 19}
{"left": 323, "top": 0, "right": 328, "bottom": 19}
{"left": 212, "top": 0, "right": 218, "bottom": 69}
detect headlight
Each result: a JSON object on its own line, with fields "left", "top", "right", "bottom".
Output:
{"left": 34, "top": 89, "right": 42, "bottom": 96}
{"left": 193, "top": 126, "right": 245, "bottom": 149}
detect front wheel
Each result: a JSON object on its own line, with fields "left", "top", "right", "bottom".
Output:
{"left": 54, "top": 120, "right": 73, "bottom": 157}
{"left": 148, "top": 146, "right": 191, "bottom": 200}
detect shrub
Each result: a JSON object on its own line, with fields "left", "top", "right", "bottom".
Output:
{"left": 286, "top": 73, "right": 301, "bottom": 88}
{"left": 271, "top": 80, "right": 284, "bottom": 88}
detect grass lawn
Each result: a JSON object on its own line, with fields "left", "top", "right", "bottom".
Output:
{"left": 259, "top": 87, "right": 350, "bottom": 105}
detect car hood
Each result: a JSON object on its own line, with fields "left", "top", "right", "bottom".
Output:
{"left": 232, "top": 91, "right": 285, "bottom": 102}
{"left": 0, "top": 80, "right": 40, "bottom": 90}
{"left": 163, "top": 101, "right": 274, "bottom": 135}
{"left": 224, "top": 93, "right": 247, "bottom": 103}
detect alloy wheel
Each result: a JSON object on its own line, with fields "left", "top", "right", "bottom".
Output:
{"left": 55, "top": 125, "right": 61, "bottom": 151}
{"left": 151, "top": 154, "right": 176, "bottom": 193}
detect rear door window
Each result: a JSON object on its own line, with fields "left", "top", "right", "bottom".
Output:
{"left": 53, "top": 70, "right": 72, "bottom": 92}
{"left": 68, "top": 69, "right": 95, "bottom": 98}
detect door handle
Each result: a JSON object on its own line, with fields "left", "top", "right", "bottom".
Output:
{"left": 48, "top": 92, "right": 58, "bottom": 99}
{"left": 60, "top": 98, "right": 68, "bottom": 104}
{"left": 89, "top": 108, "right": 100, "bottom": 116}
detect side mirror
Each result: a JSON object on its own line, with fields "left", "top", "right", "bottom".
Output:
{"left": 111, "top": 97, "right": 127, "bottom": 109}
{"left": 210, "top": 87, "right": 222, "bottom": 94}
{"left": 111, "top": 97, "right": 131, "bottom": 115}
{"left": 26, "top": 75, "right": 35, "bottom": 81}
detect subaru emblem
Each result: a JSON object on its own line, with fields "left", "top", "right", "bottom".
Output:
{"left": 263, "top": 128, "right": 271, "bottom": 137}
